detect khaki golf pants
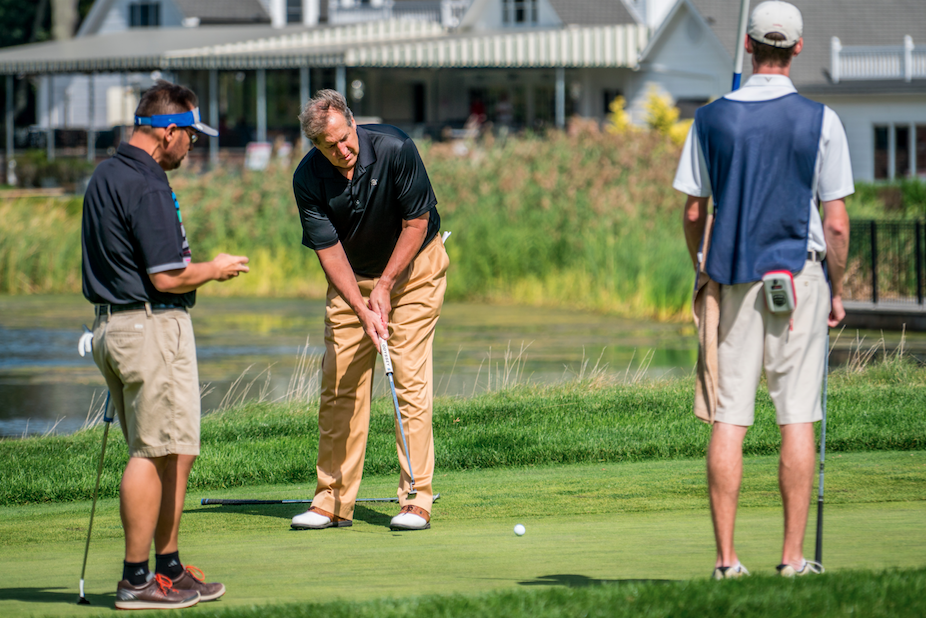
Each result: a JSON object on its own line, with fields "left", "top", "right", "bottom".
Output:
{"left": 312, "top": 237, "right": 449, "bottom": 520}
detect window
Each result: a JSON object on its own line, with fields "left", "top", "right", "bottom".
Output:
{"left": 129, "top": 2, "right": 160, "bottom": 27}
{"left": 874, "top": 124, "right": 925, "bottom": 180}
{"left": 287, "top": 0, "right": 302, "bottom": 23}
{"left": 502, "top": 0, "right": 537, "bottom": 25}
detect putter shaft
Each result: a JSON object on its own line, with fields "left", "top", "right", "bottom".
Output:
{"left": 380, "top": 338, "right": 418, "bottom": 496}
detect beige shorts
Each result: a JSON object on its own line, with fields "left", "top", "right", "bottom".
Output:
{"left": 92, "top": 306, "right": 201, "bottom": 457}
{"left": 716, "top": 261, "right": 829, "bottom": 426}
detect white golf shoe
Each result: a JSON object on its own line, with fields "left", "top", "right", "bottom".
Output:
{"left": 291, "top": 507, "right": 352, "bottom": 529}
{"left": 712, "top": 562, "right": 750, "bottom": 580}
{"left": 777, "top": 559, "right": 825, "bottom": 577}
{"left": 389, "top": 505, "right": 431, "bottom": 530}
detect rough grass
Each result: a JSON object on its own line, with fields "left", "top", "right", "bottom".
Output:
{"left": 1, "top": 356, "right": 924, "bottom": 506}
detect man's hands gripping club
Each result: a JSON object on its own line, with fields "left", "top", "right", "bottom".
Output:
{"left": 315, "top": 213, "right": 429, "bottom": 349}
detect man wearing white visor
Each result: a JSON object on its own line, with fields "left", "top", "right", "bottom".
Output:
{"left": 675, "top": 2, "right": 853, "bottom": 579}
{"left": 82, "top": 80, "right": 248, "bottom": 609}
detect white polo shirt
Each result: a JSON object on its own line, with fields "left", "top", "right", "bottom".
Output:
{"left": 673, "top": 74, "right": 855, "bottom": 254}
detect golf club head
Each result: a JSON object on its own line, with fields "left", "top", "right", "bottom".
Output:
{"left": 408, "top": 486, "right": 418, "bottom": 498}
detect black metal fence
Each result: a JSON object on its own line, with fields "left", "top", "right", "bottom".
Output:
{"left": 845, "top": 220, "right": 925, "bottom": 305}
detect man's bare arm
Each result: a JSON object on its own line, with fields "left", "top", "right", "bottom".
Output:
{"left": 149, "top": 253, "right": 249, "bottom": 294}
{"left": 683, "top": 195, "right": 709, "bottom": 268}
{"left": 368, "top": 213, "right": 430, "bottom": 330}
{"left": 822, "top": 198, "right": 850, "bottom": 327}
{"left": 315, "top": 242, "right": 388, "bottom": 343}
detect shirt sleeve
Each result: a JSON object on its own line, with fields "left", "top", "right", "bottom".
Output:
{"left": 673, "top": 122, "right": 712, "bottom": 198}
{"left": 130, "top": 189, "right": 188, "bottom": 274}
{"left": 293, "top": 161, "right": 340, "bottom": 251}
{"left": 394, "top": 137, "right": 437, "bottom": 219}
{"left": 817, "top": 107, "right": 855, "bottom": 202}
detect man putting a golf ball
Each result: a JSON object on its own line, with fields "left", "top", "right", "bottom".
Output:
{"left": 291, "top": 90, "right": 449, "bottom": 532}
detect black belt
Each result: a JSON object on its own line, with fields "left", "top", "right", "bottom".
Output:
{"left": 96, "top": 302, "right": 187, "bottom": 316}
{"left": 807, "top": 251, "right": 824, "bottom": 262}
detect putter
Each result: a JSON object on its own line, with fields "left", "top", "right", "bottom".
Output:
{"left": 379, "top": 336, "right": 418, "bottom": 498}
{"left": 200, "top": 494, "right": 441, "bottom": 506}
{"left": 77, "top": 391, "right": 113, "bottom": 605}
{"left": 814, "top": 332, "right": 829, "bottom": 565}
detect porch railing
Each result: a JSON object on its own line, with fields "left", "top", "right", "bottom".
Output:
{"left": 328, "top": 1, "right": 470, "bottom": 27}
{"left": 831, "top": 35, "right": 926, "bottom": 83}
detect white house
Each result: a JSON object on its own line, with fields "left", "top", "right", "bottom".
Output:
{"left": 3, "top": 0, "right": 924, "bottom": 184}
{"left": 635, "top": 0, "right": 926, "bottom": 183}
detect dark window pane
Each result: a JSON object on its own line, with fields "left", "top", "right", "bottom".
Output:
{"left": 917, "top": 125, "right": 926, "bottom": 177}
{"left": 896, "top": 126, "right": 910, "bottom": 177}
{"left": 874, "top": 126, "right": 889, "bottom": 180}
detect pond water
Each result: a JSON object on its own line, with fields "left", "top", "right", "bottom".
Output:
{"left": 0, "top": 295, "right": 921, "bottom": 438}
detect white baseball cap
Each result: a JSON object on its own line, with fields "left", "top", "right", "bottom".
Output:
{"left": 748, "top": 1, "right": 803, "bottom": 48}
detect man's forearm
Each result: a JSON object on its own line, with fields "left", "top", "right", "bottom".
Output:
{"left": 377, "top": 215, "right": 429, "bottom": 292}
{"left": 683, "top": 195, "right": 709, "bottom": 267}
{"left": 316, "top": 243, "right": 368, "bottom": 314}
{"left": 822, "top": 199, "right": 850, "bottom": 297}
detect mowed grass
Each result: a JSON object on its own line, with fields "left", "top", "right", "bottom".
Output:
{"left": 0, "top": 452, "right": 924, "bottom": 617}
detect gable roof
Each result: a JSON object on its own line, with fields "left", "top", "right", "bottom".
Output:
{"left": 546, "top": 0, "right": 638, "bottom": 26}
{"left": 690, "top": 0, "right": 926, "bottom": 87}
{"left": 174, "top": 0, "right": 271, "bottom": 24}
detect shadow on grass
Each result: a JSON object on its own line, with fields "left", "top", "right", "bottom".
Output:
{"left": 185, "top": 503, "right": 396, "bottom": 527}
{"left": 518, "top": 574, "right": 673, "bottom": 588}
{"left": 0, "top": 587, "right": 114, "bottom": 605}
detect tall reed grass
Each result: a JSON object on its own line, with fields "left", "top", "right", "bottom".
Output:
{"left": 0, "top": 130, "right": 912, "bottom": 318}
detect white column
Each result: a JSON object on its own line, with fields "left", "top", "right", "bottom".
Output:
{"left": 888, "top": 122, "right": 896, "bottom": 180}
{"left": 257, "top": 68, "right": 267, "bottom": 143}
{"left": 303, "top": 0, "right": 320, "bottom": 26}
{"left": 87, "top": 73, "right": 95, "bottom": 162}
{"left": 270, "top": 0, "right": 286, "bottom": 28}
{"left": 555, "top": 66, "right": 565, "bottom": 128}
{"left": 830, "top": 37, "right": 842, "bottom": 84}
{"left": 904, "top": 35, "right": 914, "bottom": 83}
{"left": 209, "top": 68, "right": 219, "bottom": 166}
{"left": 336, "top": 65, "right": 346, "bottom": 95}
{"left": 5, "top": 75, "right": 14, "bottom": 185}
{"left": 300, "top": 66, "right": 310, "bottom": 151}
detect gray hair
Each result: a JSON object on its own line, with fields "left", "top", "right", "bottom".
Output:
{"left": 299, "top": 89, "right": 354, "bottom": 143}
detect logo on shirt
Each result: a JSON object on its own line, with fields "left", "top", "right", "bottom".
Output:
{"left": 370, "top": 178, "right": 378, "bottom": 187}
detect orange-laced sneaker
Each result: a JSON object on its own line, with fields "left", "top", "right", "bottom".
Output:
{"left": 115, "top": 573, "right": 200, "bottom": 610}
{"left": 170, "top": 565, "right": 226, "bottom": 602}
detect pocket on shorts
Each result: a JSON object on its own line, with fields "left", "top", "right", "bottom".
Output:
{"left": 158, "top": 316, "right": 183, "bottom": 364}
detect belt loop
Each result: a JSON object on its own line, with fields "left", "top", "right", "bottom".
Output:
{"left": 144, "top": 301, "right": 153, "bottom": 318}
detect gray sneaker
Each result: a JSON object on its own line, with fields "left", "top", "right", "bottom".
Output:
{"left": 777, "top": 559, "right": 825, "bottom": 577}
{"left": 170, "top": 565, "right": 226, "bottom": 602}
{"left": 115, "top": 573, "right": 200, "bottom": 610}
{"left": 712, "top": 563, "right": 750, "bottom": 580}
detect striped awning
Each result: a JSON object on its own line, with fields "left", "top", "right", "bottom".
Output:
{"left": 0, "top": 20, "right": 648, "bottom": 74}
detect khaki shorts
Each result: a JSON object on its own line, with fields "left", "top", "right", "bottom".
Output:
{"left": 716, "top": 261, "right": 829, "bottom": 426}
{"left": 92, "top": 306, "right": 201, "bottom": 457}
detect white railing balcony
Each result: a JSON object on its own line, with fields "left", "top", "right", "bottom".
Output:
{"left": 328, "top": 0, "right": 470, "bottom": 27}
{"left": 831, "top": 35, "right": 926, "bottom": 83}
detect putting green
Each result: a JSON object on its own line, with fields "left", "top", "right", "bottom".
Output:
{"left": 1, "top": 451, "right": 924, "bottom": 616}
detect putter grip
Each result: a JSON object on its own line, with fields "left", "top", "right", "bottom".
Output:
{"left": 379, "top": 338, "right": 394, "bottom": 374}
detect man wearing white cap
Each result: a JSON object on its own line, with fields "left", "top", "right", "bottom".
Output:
{"left": 674, "top": 2, "right": 853, "bottom": 579}
{"left": 82, "top": 80, "right": 249, "bottom": 609}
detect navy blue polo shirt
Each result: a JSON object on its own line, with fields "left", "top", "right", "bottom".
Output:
{"left": 293, "top": 124, "right": 440, "bottom": 278}
{"left": 82, "top": 142, "right": 195, "bottom": 307}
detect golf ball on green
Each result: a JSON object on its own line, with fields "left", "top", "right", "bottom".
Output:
{"left": 514, "top": 524, "right": 526, "bottom": 536}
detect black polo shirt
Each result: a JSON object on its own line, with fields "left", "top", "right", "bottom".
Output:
{"left": 82, "top": 142, "right": 195, "bottom": 307}
{"left": 293, "top": 124, "right": 440, "bottom": 278}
